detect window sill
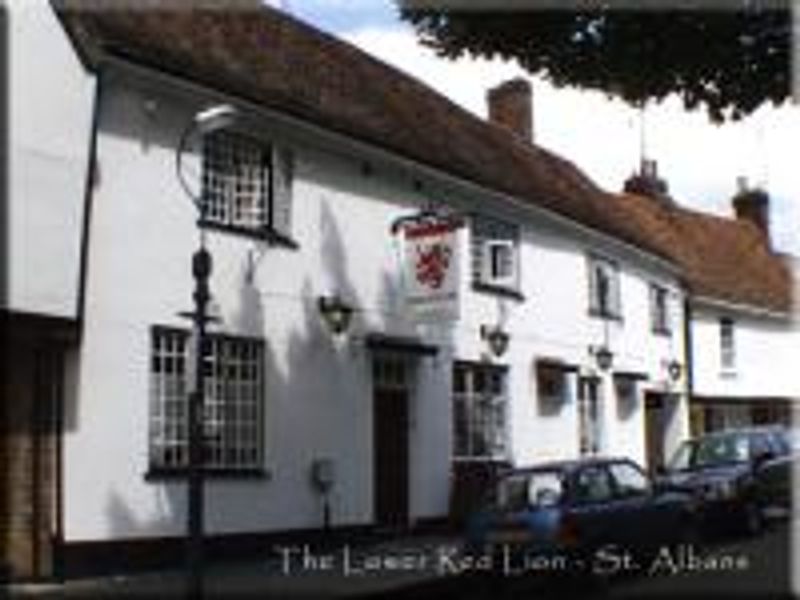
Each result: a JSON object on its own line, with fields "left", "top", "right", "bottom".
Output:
{"left": 199, "top": 220, "right": 299, "bottom": 249}
{"left": 145, "top": 467, "right": 272, "bottom": 481}
{"left": 539, "top": 395, "right": 568, "bottom": 405}
{"left": 472, "top": 282, "right": 525, "bottom": 301}
{"left": 589, "top": 308, "right": 623, "bottom": 322}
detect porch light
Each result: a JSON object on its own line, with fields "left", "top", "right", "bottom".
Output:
{"left": 318, "top": 294, "right": 354, "bottom": 335}
{"left": 592, "top": 345, "right": 614, "bottom": 371}
{"left": 480, "top": 324, "right": 510, "bottom": 357}
{"left": 667, "top": 359, "right": 683, "bottom": 381}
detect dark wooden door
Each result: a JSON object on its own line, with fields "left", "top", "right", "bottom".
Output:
{"left": 1, "top": 345, "right": 59, "bottom": 581}
{"left": 644, "top": 393, "right": 666, "bottom": 472}
{"left": 373, "top": 389, "right": 409, "bottom": 528}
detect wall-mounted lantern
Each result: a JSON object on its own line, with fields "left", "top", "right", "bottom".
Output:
{"left": 590, "top": 345, "right": 614, "bottom": 371}
{"left": 318, "top": 294, "right": 354, "bottom": 335}
{"left": 666, "top": 359, "right": 683, "bottom": 382}
{"left": 480, "top": 325, "right": 510, "bottom": 357}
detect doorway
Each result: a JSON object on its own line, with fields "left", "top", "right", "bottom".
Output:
{"left": 372, "top": 354, "right": 413, "bottom": 528}
{"left": 1, "top": 345, "right": 61, "bottom": 581}
{"left": 644, "top": 392, "right": 666, "bottom": 471}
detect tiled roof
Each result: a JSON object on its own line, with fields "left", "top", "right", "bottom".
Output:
{"left": 54, "top": 0, "right": 668, "bottom": 260}
{"left": 616, "top": 193, "right": 793, "bottom": 315}
{"left": 54, "top": 2, "right": 792, "bottom": 314}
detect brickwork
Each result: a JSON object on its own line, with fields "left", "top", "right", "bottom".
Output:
{"left": 487, "top": 78, "right": 533, "bottom": 142}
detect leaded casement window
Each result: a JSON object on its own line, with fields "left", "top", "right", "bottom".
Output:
{"left": 588, "top": 255, "right": 622, "bottom": 319}
{"left": 201, "top": 130, "right": 293, "bottom": 237}
{"left": 720, "top": 317, "right": 736, "bottom": 371}
{"left": 470, "top": 215, "right": 520, "bottom": 291}
{"left": 149, "top": 327, "right": 265, "bottom": 473}
{"left": 650, "top": 284, "right": 671, "bottom": 335}
{"left": 452, "top": 362, "right": 508, "bottom": 460}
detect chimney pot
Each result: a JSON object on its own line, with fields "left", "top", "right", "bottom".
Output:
{"left": 736, "top": 175, "right": 749, "bottom": 194}
{"left": 623, "top": 158, "right": 670, "bottom": 202}
{"left": 733, "top": 184, "right": 770, "bottom": 243}
{"left": 487, "top": 78, "right": 533, "bottom": 142}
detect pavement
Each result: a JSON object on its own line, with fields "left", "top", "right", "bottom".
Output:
{"left": 1, "top": 534, "right": 465, "bottom": 599}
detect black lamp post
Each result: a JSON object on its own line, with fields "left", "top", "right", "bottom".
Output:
{"left": 176, "top": 103, "right": 237, "bottom": 599}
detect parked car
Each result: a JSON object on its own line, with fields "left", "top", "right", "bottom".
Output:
{"left": 466, "top": 457, "right": 697, "bottom": 577}
{"left": 657, "top": 426, "right": 794, "bottom": 535}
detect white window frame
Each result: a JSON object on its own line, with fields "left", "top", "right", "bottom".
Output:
{"left": 201, "top": 131, "right": 293, "bottom": 237}
{"left": 149, "top": 327, "right": 265, "bottom": 473}
{"left": 588, "top": 255, "right": 622, "bottom": 319}
{"left": 452, "top": 363, "right": 509, "bottom": 460}
{"left": 649, "top": 284, "right": 671, "bottom": 335}
{"left": 578, "top": 378, "right": 603, "bottom": 456}
{"left": 482, "top": 239, "right": 517, "bottom": 288}
{"left": 470, "top": 215, "right": 520, "bottom": 291}
{"left": 720, "top": 317, "right": 736, "bottom": 372}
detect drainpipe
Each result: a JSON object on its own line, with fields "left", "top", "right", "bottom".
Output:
{"left": 683, "top": 297, "right": 696, "bottom": 435}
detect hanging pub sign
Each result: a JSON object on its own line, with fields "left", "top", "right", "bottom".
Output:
{"left": 398, "top": 214, "right": 463, "bottom": 320}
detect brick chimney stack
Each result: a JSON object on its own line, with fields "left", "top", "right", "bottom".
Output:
{"left": 623, "top": 158, "right": 671, "bottom": 203}
{"left": 732, "top": 176, "right": 770, "bottom": 244}
{"left": 487, "top": 78, "right": 532, "bottom": 142}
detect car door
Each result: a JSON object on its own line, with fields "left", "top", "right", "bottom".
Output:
{"left": 606, "top": 460, "right": 673, "bottom": 549}
{"left": 754, "top": 431, "right": 792, "bottom": 511}
{"left": 567, "top": 464, "right": 618, "bottom": 549}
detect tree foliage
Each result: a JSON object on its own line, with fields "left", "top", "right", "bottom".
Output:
{"left": 399, "top": 4, "right": 792, "bottom": 122}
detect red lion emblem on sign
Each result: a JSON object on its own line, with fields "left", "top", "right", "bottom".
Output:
{"left": 415, "top": 243, "right": 452, "bottom": 290}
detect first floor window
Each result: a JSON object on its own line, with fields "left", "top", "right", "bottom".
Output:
{"left": 149, "top": 327, "right": 265, "bottom": 472}
{"left": 649, "top": 284, "right": 671, "bottom": 335}
{"left": 720, "top": 317, "right": 736, "bottom": 371}
{"left": 470, "top": 215, "right": 520, "bottom": 290}
{"left": 201, "top": 130, "right": 294, "bottom": 237}
{"left": 588, "top": 255, "right": 622, "bottom": 319}
{"left": 452, "top": 362, "right": 508, "bottom": 459}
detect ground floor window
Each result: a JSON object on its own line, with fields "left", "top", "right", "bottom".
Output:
{"left": 149, "top": 327, "right": 265, "bottom": 472}
{"left": 452, "top": 362, "right": 508, "bottom": 460}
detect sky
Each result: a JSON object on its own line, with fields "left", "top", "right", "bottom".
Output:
{"left": 283, "top": 1, "right": 800, "bottom": 255}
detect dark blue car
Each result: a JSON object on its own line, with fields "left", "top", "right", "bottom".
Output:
{"left": 657, "top": 426, "right": 795, "bottom": 535}
{"left": 466, "top": 457, "right": 696, "bottom": 576}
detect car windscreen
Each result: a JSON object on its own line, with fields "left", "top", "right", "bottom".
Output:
{"left": 668, "top": 434, "right": 751, "bottom": 471}
{"left": 497, "top": 471, "right": 564, "bottom": 510}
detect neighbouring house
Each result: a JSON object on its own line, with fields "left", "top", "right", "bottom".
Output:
{"left": 619, "top": 166, "right": 798, "bottom": 436}
{"left": 0, "top": 0, "right": 96, "bottom": 581}
{"left": 17, "top": 0, "right": 800, "bottom": 581}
